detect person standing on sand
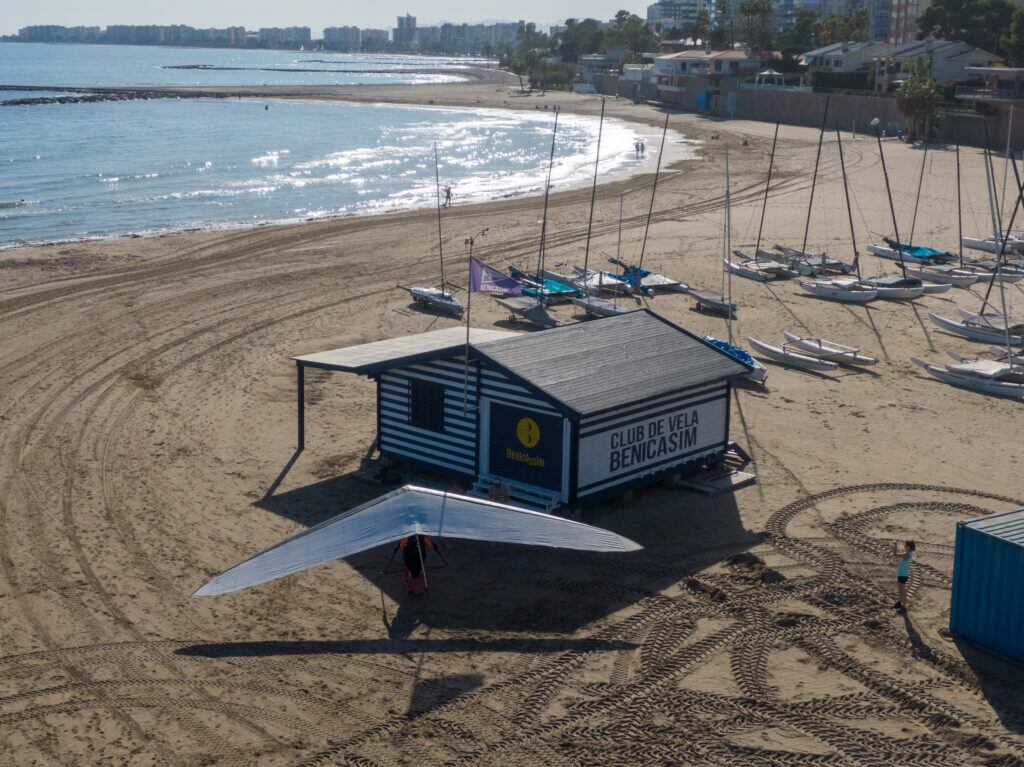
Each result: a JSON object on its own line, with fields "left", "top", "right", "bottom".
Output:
{"left": 443, "top": 185, "right": 452, "bottom": 208}
{"left": 894, "top": 540, "right": 915, "bottom": 613}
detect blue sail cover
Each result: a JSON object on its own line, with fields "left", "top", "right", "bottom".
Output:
{"left": 703, "top": 336, "right": 756, "bottom": 367}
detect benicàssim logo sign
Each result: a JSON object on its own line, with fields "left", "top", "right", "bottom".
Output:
{"left": 516, "top": 417, "right": 540, "bottom": 448}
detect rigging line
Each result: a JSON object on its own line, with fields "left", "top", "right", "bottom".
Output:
{"left": 980, "top": 151, "right": 1024, "bottom": 317}
{"left": 907, "top": 138, "right": 929, "bottom": 246}
{"left": 637, "top": 112, "right": 670, "bottom": 274}
{"left": 801, "top": 95, "right": 830, "bottom": 257}
{"left": 753, "top": 123, "right": 780, "bottom": 260}
{"left": 874, "top": 121, "right": 907, "bottom": 278}
{"left": 837, "top": 128, "right": 860, "bottom": 279}
{"left": 582, "top": 98, "right": 606, "bottom": 278}
{"left": 433, "top": 143, "right": 446, "bottom": 290}
{"left": 955, "top": 122, "right": 964, "bottom": 268}
{"left": 535, "top": 109, "right": 560, "bottom": 290}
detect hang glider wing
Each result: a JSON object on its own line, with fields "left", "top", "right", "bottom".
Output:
{"left": 193, "top": 485, "right": 641, "bottom": 597}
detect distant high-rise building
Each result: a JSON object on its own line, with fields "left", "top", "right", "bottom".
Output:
{"left": 886, "top": 0, "right": 927, "bottom": 43}
{"left": 647, "top": 0, "right": 711, "bottom": 32}
{"left": 393, "top": 14, "right": 417, "bottom": 49}
{"left": 360, "top": 28, "right": 390, "bottom": 50}
{"left": 323, "top": 26, "right": 361, "bottom": 51}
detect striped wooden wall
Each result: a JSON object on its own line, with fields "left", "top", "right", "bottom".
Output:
{"left": 379, "top": 358, "right": 479, "bottom": 476}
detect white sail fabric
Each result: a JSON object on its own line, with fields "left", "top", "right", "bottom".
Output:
{"left": 194, "top": 485, "right": 641, "bottom": 597}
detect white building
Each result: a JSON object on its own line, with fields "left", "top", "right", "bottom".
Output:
{"left": 802, "top": 40, "right": 895, "bottom": 71}
{"left": 874, "top": 39, "right": 1003, "bottom": 91}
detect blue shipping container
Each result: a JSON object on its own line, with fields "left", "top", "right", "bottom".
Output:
{"left": 949, "top": 508, "right": 1024, "bottom": 663}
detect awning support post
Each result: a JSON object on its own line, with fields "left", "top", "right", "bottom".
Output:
{"left": 297, "top": 362, "right": 305, "bottom": 451}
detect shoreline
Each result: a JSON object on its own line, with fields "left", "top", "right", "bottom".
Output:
{"left": 3, "top": 77, "right": 1023, "bottom": 766}
{"left": 1, "top": 84, "right": 697, "bottom": 253}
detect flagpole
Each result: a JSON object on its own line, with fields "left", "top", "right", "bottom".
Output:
{"left": 463, "top": 236, "right": 473, "bottom": 416}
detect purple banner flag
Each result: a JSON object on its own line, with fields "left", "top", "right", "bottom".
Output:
{"left": 469, "top": 257, "right": 522, "bottom": 295}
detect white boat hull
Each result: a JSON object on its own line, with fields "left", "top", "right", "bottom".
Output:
{"left": 904, "top": 267, "right": 978, "bottom": 287}
{"left": 724, "top": 259, "right": 772, "bottom": 282}
{"left": 571, "top": 296, "right": 631, "bottom": 318}
{"left": 870, "top": 285, "right": 925, "bottom": 300}
{"left": 921, "top": 282, "right": 952, "bottom": 294}
{"left": 912, "top": 358, "right": 1024, "bottom": 398}
{"left": 929, "top": 312, "right": 1024, "bottom": 346}
{"left": 406, "top": 286, "right": 463, "bottom": 318}
{"left": 799, "top": 281, "right": 877, "bottom": 303}
{"left": 782, "top": 332, "right": 878, "bottom": 366}
{"left": 690, "top": 290, "right": 736, "bottom": 316}
{"left": 747, "top": 337, "right": 839, "bottom": 371}
{"left": 961, "top": 236, "right": 1024, "bottom": 255}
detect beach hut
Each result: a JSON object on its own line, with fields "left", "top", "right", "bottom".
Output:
{"left": 949, "top": 508, "right": 1024, "bottom": 663}
{"left": 293, "top": 310, "right": 751, "bottom": 510}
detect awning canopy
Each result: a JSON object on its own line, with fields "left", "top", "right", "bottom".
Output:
{"left": 293, "top": 326, "right": 517, "bottom": 375}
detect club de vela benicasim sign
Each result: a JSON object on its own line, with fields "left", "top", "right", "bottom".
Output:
{"left": 577, "top": 394, "right": 728, "bottom": 489}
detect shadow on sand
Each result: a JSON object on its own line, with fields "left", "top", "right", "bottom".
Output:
{"left": 952, "top": 633, "right": 1024, "bottom": 734}
{"left": 235, "top": 458, "right": 756, "bottom": 636}
{"left": 176, "top": 636, "right": 635, "bottom": 658}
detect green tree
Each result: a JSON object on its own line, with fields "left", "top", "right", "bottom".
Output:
{"left": 779, "top": 8, "right": 818, "bottom": 51}
{"left": 895, "top": 57, "right": 942, "bottom": 141}
{"left": 686, "top": 8, "right": 711, "bottom": 41}
{"left": 815, "top": 10, "right": 870, "bottom": 46}
{"left": 739, "top": 0, "right": 774, "bottom": 51}
{"left": 1001, "top": 7, "right": 1024, "bottom": 66}
{"left": 555, "top": 18, "right": 606, "bottom": 62}
{"left": 709, "top": 0, "right": 734, "bottom": 48}
{"left": 916, "top": 0, "right": 1014, "bottom": 59}
{"left": 605, "top": 11, "right": 660, "bottom": 58}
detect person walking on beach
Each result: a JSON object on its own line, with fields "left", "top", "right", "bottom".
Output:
{"left": 443, "top": 185, "right": 452, "bottom": 208}
{"left": 640, "top": 140, "right": 646, "bottom": 158}
{"left": 894, "top": 540, "right": 915, "bottom": 613}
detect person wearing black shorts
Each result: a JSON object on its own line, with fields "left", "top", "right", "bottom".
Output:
{"left": 894, "top": 540, "right": 915, "bottom": 613}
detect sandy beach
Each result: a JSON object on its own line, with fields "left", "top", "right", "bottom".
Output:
{"left": 1, "top": 79, "right": 1023, "bottom": 766}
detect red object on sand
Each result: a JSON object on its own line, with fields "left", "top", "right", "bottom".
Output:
{"left": 405, "top": 568, "right": 427, "bottom": 595}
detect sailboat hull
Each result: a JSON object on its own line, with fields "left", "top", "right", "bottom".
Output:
{"left": 930, "top": 312, "right": 1024, "bottom": 346}
{"left": 747, "top": 337, "right": 839, "bottom": 371}
{"left": 405, "top": 286, "right": 463, "bottom": 318}
{"left": 782, "top": 332, "right": 878, "bottom": 365}
{"left": 904, "top": 267, "right": 978, "bottom": 287}
{"left": 912, "top": 358, "right": 1024, "bottom": 398}
{"left": 799, "top": 282, "right": 877, "bottom": 303}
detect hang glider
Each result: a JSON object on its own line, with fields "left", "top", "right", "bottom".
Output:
{"left": 193, "top": 485, "right": 641, "bottom": 597}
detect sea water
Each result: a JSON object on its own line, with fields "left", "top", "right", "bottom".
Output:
{"left": 0, "top": 42, "right": 478, "bottom": 88}
{"left": 0, "top": 44, "right": 691, "bottom": 248}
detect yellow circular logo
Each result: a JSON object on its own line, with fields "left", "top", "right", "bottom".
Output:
{"left": 516, "top": 417, "right": 540, "bottom": 448}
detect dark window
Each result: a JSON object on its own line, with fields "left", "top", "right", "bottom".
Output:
{"left": 410, "top": 379, "right": 445, "bottom": 433}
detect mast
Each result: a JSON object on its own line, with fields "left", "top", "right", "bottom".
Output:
{"left": 873, "top": 121, "right": 907, "bottom": 278}
{"left": 637, "top": 113, "right": 670, "bottom": 274}
{"left": 535, "top": 110, "right": 560, "bottom": 292}
{"left": 800, "top": 95, "right": 830, "bottom": 258}
{"left": 433, "top": 143, "right": 446, "bottom": 290}
{"left": 754, "top": 123, "right": 780, "bottom": 262}
{"left": 983, "top": 122, "right": 1003, "bottom": 245}
{"left": 582, "top": 98, "right": 606, "bottom": 279}
{"left": 725, "top": 145, "right": 734, "bottom": 345}
{"left": 980, "top": 151, "right": 1023, "bottom": 330}
{"left": 955, "top": 122, "right": 964, "bottom": 268}
{"left": 836, "top": 129, "right": 860, "bottom": 279}
{"left": 994, "top": 156, "right": 1019, "bottom": 367}
{"left": 907, "top": 138, "right": 928, "bottom": 247}
{"left": 617, "top": 193, "right": 624, "bottom": 263}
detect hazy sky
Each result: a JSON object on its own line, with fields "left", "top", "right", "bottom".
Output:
{"left": 3, "top": 0, "right": 637, "bottom": 35}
